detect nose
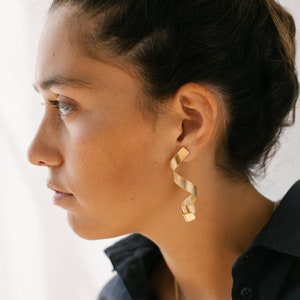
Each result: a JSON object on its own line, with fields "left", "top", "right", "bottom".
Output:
{"left": 27, "top": 117, "right": 63, "bottom": 167}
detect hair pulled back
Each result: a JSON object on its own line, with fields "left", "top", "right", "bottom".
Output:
{"left": 50, "top": 0, "right": 299, "bottom": 179}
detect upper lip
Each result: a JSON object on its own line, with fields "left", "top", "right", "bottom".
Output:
{"left": 47, "top": 181, "right": 72, "bottom": 195}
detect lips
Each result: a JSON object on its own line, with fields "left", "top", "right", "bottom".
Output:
{"left": 47, "top": 181, "right": 71, "bottom": 194}
{"left": 47, "top": 181, "right": 74, "bottom": 204}
{"left": 52, "top": 191, "right": 74, "bottom": 204}
{"left": 53, "top": 191, "right": 73, "bottom": 198}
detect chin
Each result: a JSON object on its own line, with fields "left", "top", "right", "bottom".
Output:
{"left": 66, "top": 213, "right": 127, "bottom": 240}
{"left": 66, "top": 213, "right": 98, "bottom": 240}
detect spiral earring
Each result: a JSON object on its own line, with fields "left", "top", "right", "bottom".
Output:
{"left": 170, "top": 147, "right": 198, "bottom": 222}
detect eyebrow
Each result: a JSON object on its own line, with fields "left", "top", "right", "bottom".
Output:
{"left": 33, "top": 75, "right": 92, "bottom": 92}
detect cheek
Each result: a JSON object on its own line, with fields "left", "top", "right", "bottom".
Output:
{"left": 64, "top": 133, "right": 169, "bottom": 238}
{"left": 64, "top": 116, "right": 167, "bottom": 210}
{"left": 57, "top": 109, "right": 177, "bottom": 237}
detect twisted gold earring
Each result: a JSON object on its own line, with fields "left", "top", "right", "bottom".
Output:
{"left": 170, "top": 147, "right": 198, "bottom": 222}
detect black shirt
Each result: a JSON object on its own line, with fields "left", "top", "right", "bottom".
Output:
{"left": 99, "top": 181, "right": 300, "bottom": 300}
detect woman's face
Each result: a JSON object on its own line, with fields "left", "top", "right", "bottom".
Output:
{"left": 28, "top": 6, "right": 177, "bottom": 239}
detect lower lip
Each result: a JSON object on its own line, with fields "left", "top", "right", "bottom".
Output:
{"left": 53, "top": 192, "right": 74, "bottom": 205}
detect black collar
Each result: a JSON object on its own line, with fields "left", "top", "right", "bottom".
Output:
{"left": 104, "top": 233, "right": 162, "bottom": 299}
{"left": 254, "top": 180, "right": 300, "bottom": 258}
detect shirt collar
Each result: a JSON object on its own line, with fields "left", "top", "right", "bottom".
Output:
{"left": 253, "top": 180, "right": 300, "bottom": 258}
{"left": 104, "top": 233, "right": 162, "bottom": 299}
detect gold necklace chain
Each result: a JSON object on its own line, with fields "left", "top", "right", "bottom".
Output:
{"left": 174, "top": 278, "right": 180, "bottom": 300}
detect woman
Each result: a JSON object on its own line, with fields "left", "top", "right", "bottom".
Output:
{"left": 28, "top": 0, "right": 300, "bottom": 299}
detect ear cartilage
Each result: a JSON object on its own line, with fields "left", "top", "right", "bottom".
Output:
{"left": 170, "top": 147, "right": 197, "bottom": 222}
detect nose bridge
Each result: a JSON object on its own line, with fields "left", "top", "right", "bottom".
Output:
{"left": 27, "top": 115, "right": 63, "bottom": 167}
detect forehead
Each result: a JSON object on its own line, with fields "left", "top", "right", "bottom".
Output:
{"left": 36, "top": 6, "right": 84, "bottom": 79}
{"left": 35, "top": 6, "right": 140, "bottom": 93}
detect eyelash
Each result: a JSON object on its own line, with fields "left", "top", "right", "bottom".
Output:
{"left": 47, "top": 99, "right": 74, "bottom": 117}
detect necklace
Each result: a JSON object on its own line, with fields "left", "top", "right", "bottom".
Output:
{"left": 174, "top": 278, "right": 180, "bottom": 300}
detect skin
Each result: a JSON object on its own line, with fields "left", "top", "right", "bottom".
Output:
{"left": 28, "top": 6, "right": 276, "bottom": 300}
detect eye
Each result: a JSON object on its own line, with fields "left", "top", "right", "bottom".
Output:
{"left": 48, "top": 98, "right": 74, "bottom": 118}
{"left": 57, "top": 101, "right": 73, "bottom": 117}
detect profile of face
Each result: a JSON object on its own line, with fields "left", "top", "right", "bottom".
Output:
{"left": 28, "top": 6, "right": 182, "bottom": 239}
{"left": 28, "top": 1, "right": 298, "bottom": 243}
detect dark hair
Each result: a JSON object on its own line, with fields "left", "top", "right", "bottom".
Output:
{"left": 50, "top": 0, "right": 299, "bottom": 180}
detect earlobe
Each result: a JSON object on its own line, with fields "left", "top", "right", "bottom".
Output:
{"left": 174, "top": 84, "right": 221, "bottom": 161}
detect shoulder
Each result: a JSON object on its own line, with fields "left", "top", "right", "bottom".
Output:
{"left": 98, "top": 275, "right": 132, "bottom": 300}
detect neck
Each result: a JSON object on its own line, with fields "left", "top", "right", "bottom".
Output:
{"left": 143, "top": 177, "right": 274, "bottom": 299}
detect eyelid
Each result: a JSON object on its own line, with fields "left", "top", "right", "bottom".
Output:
{"left": 56, "top": 95, "right": 75, "bottom": 104}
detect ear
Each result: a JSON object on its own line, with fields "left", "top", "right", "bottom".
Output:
{"left": 172, "top": 83, "right": 222, "bottom": 161}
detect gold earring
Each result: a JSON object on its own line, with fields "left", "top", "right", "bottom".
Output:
{"left": 170, "top": 147, "right": 198, "bottom": 222}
